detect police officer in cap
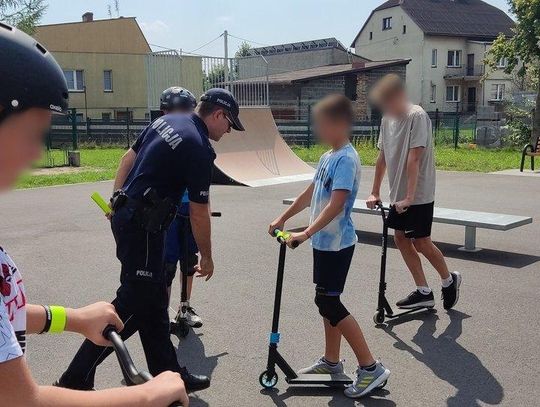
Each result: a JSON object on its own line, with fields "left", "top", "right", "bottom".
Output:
{"left": 57, "top": 88, "right": 244, "bottom": 393}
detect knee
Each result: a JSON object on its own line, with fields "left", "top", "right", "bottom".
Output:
{"left": 393, "top": 231, "right": 408, "bottom": 248}
{"left": 314, "top": 293, "right": 350, "bottom": 327}
{"left": 413, "top": 238, "right": 432, "bottom": 254}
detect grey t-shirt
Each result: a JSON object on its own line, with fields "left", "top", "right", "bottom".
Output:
{"left": 378, "top": 104, "right": 435, "bottom": 205}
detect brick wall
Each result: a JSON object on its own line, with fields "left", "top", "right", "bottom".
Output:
{"left": 354, "top": 65, "right": 407, "bottom": 120}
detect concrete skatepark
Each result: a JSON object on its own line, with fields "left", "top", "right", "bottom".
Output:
{"left": 2, "top": 167, "right": 538, "bottom": 407}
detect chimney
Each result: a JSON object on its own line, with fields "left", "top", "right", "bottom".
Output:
{"left": 82, "top": 12, "right": 93, "bottom": 22}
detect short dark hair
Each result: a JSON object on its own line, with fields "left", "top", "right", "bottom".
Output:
{"left": 369, "top": 74, "right": 405, "bottom": 106}
{"left": 313, "top": 94, "right": 354, "bottom": 124}
{"left": 196, "top": 101, "right": 223, "bottom": 118}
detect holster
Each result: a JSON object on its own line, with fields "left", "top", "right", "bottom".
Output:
{"left": 139, "top": 188, "right": 177, "bottom": 233}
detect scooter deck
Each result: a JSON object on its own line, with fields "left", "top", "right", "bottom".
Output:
{"left": 286, "top": 373, "right": 354, "bottom": 386}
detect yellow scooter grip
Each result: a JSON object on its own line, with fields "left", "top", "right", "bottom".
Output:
{"left": 91, "top": 192, "right": 111, "bottom": 215}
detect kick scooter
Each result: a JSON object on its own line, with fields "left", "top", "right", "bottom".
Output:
{"left": 259, "top": 229, "right": 354, "bottom": 389}
{"left": 170, "top": 211, "right": 221, "bottom": 339}
{"left": 373, "top": 203, "right": 435, "bottom": 325}
{"left": 103, "top": 325, "right": 182, "bottom": 406}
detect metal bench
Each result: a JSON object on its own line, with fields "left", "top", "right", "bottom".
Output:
{"left": 282, "top": 198, "right": 533, "bottom": 252}
{"left": 520, "top": 135, "right": 540, "bottom": 172}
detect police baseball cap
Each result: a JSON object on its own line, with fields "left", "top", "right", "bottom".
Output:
{"left": 200, "top": 88, "right": 245, "bottom": 131}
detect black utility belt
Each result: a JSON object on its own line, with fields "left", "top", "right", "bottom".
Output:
{"left": 111, "top": 188, "right": 177, "bottom": 233}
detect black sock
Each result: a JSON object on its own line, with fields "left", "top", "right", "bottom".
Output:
{"left": 361, "top": 362, "right": 377, "bottom": 371}
{"left": 322, "top": 357, "right": 338, "bottom": 367}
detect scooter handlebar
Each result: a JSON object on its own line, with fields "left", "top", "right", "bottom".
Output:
{"left": 273, "top": 229, "right": 300, "bottom": 248}
{"left": 103, "top": 325, "right": 182, "bottom": 406}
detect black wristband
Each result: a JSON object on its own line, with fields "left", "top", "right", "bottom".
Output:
{"left": 40, "top": 305, "right": 52, "bottom": 334}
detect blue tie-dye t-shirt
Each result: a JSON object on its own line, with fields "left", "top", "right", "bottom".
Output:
{"left": 310, "top": 143, "right": 361, "bottom": 251}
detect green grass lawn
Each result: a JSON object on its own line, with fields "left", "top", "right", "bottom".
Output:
{"left": 292, "top": 143, "right": 521, "bottom": 173}
{"left": 17, "top": 149, "right": 125, "bottom": 189}
{"left": 16, "top": 144, "right": 521, "bottom": 189}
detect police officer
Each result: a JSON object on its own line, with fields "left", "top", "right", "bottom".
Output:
{"left": 56, "top": 88, "right": 245, "bottom": 393}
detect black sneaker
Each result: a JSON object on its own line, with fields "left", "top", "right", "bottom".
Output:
{"left": 396, "top": 290, "right": 435, "bottom": 309}
{"left": 442, "top": 271, "right": 462, "bottom": 310}
{"left": 179, "top": 367, "right": 210, "bottom": 392}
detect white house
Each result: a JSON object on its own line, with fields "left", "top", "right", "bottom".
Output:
{"left": 351, "top": 0, "right": 515, "bottom": 113}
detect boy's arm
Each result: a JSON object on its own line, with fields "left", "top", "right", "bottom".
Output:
{"left": 26, "top": 302, "right": 123, "bottom": 347}
{"left": 366, "top": 150, "right": 386, "bottom": 208}
{"left": 0, "top": 357, "right": 186, "bottom": 407}
{"left": 395, "top": 147, "right": 423, "bottom": 213}
{"left": 286, "top": 189, "right": 349, "bottom": 247}
{"left": 268, "top": 183, "right": 314, "bottom": 235}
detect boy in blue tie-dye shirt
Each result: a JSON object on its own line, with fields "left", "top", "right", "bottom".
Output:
{"left": 269, "top": 95, "right": 390, "bottom": 398}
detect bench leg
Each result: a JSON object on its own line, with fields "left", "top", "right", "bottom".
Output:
{"left": 458, "top": 226, "right": 482, "bottom": 252}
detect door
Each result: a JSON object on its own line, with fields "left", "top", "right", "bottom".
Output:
{"left": 467, "top": 54, "right": 475, "bottom": 76}
{"left": 467, "top": 87, "right": 477, "bottom": 112}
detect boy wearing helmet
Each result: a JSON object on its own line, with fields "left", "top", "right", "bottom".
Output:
{"left": 0, "top": 23, "right": 188, "bottom": 407}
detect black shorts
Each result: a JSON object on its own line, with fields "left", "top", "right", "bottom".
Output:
{"left": 313, "top": 245, "right": 355, "bottom": 295}
{"left": 387, "top": 201, "right": 434, "bottom": 239}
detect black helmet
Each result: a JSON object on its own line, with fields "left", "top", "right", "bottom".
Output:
{"left": 160, "top": 87, "right": 197, "bottom": 112}
{"left": 0, "top": 22, "right": 69, "bottom": 121}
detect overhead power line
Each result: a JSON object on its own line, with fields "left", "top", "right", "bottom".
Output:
{"left": 189, "top": 33, "right": 224, "bottom": 54}
{"left": 228, "top": 33, "right": 269, "bottom": 47}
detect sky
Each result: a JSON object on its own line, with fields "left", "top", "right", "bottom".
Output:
{"left": 40, "top": 0, "right": 512, "bottom": 57}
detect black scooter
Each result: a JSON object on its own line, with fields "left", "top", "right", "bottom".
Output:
{"left": 373, "top": 203, "right": 435, "bottom": 325}
{"left": 170, "top": 211, "right": 221, "bottom": 339}
{"left": 259, "top": 229, "right": 355, "bottom": 389}
{"left": 103, "top": 325, "right": 182, "bottom": 406}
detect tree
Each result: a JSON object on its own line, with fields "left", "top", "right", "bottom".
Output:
{"left": 486, "top": 0, "right": 540, "bottom": 141}
{"left": 235, "top": 41, "right": 252, "bottom": 58}
{"left": 0, "top": 0, "right": 47, "bottom": 34}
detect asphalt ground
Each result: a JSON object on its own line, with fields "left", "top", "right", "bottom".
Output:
{"left": 1, "top": 167, "right": 539, "bottom": 406}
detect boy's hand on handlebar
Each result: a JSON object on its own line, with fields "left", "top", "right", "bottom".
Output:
{"left": 286, "top": 232, "right": 308, "bottom": 249}
{"left": 366, "top": 194, "right": 380, "bottom": 209}
{"left": 268, "top": 217, "right": 285, "bottom": 236}
{"left": 143, "top": 371, "right": 189, "bottom": 407}
{"left": 195, "top": 256, "right": 214, "bottom": 281}
{"left": 66, "top": 302, "right": 124, "bottom": 347}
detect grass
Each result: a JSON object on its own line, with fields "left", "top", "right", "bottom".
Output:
{"left": 16, "top": 144, "right": 521, "bottom": 189}
{"left": 17, "top": 149, "right": 125, "bottom": 189}
{"left": 292, "top": 143, "right": 521, "bottom": 173}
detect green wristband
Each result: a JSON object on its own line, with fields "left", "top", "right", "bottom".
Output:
{"left": 49, "top": 305, "right": 67, "bottom": 333}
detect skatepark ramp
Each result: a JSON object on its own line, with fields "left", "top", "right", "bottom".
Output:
{"left": 212, "top": 107, "right": 315, "bottom": 187}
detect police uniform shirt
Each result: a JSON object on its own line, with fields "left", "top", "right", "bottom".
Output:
{"left": 125, "top": 113, "right": 216, "bottom": 204}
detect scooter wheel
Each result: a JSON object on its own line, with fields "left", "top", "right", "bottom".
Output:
{"left": 259, "top": 370, "right": 278, "bottom": 389}
{"left": 373, "top": 311, "right": 385, "bottom": 325}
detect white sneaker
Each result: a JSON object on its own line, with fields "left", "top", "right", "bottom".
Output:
{"left": 185, "top": 307, "right": 203, "bottom": 328}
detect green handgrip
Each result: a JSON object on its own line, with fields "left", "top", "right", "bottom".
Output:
{"left": 273, "top": 229, "right": 291, "bottom": 241}
{"left": 91, "top": 192, "right": 111, "bottom": 215}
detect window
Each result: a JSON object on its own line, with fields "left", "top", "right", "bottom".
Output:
{"left": 101, "top": 112, "right": 111, "bottom": 121}
{"left": 63, "top": 69, "right": 84, "bottom": 91}
{"left": 369, "top": 31, "right": 373, "bottom": 40}
{"left": 103, "top": 70, "right": 113, "bottom": 92}
{"left": 430, "top": 84, "right": 436, "bottom": 103}
{"left": 447, "top": 50, "right": 462, "bottom": 67}
{"left": 491, "top": 84, "right": 505, "bottom": 101}
{"left": 115, "top": 110, "right": 133, "bottom": 121}
{"left": 431, "top": 49, "right": 438, "bottom": 67}
{"left": 446, "top": 85, "right": 460, "bottom": 102}
{"left": 497, "top": 57, "right": 508, "bottom": 68}
{"left": 403, "top": 25, "right": 407, "bottom": 34}
{"left": 382, "top": 17, "right": 392, "bottom": 30}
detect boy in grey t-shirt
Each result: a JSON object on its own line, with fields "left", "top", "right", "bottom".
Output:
{"left": 367, "top": 74, "right": 461, "bottom": 311}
